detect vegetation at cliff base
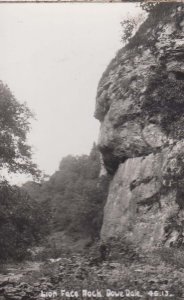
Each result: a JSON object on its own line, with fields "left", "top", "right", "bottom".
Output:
{"left": 0, "top": 81, "right": 43, "bottom": 261}
{"left": 23, "top": 143, "right": 111, "bottom": 245}
{"left": 0, "top": 80, "right": 110, "bottom": 261}
{"left": 0, "top": 180, "right": 47, "bottom": 261}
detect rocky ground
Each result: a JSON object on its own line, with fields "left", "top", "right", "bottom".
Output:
{"left": 0, "top": 245, "right": 184, "bottom": 300}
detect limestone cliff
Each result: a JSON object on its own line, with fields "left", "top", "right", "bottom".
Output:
{"left": 95, "top": 3, "right": 184, "bottom": 249}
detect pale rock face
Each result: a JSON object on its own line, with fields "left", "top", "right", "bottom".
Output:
{"left": 142, "top": 124, "right": 168, "bottom": 148}
{"left": 101, "top": 151, "right": 179, "bottom": 248}
{"left": 95, "top": 4, "right": 184, "bottom": 249}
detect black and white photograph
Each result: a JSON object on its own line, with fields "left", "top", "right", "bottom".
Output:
{"left": 0, "top": 1, "right": 184, "bottom": 299}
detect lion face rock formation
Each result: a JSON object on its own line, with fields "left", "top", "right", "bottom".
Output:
{"left": 95, "top": 4, "right": 184, "bottom": 249}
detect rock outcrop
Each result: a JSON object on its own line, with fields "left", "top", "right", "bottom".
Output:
{"left": 95, "top": 3, "right": 184, "bottom": 249}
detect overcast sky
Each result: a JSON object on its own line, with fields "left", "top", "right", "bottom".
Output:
{"left": 0, "top": 3, "right": 142, "bottom": 183}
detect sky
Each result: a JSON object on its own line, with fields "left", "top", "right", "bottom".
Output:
{"left": 0, "top": 3, "right": 142, "bottom": 183}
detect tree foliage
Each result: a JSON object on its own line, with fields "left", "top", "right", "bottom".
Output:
{"left": 121, "top": 19, "right": 136, "bottom": 43}
{"left": 140, "top": 2, "right": 158, "bottom": 13}
{"left": 120, "top": 3, "right": 158, "bottom": 44}
{"left": 24, "top": 144, "right": 111, "bottom": 241}
{"left": 0, "top": 81, "right": 43, "bottom": 260}
{"left": 0, "top": 81, "right": 39, "bottom": 177}
{"left": 48, "top": 144, "right": 110, "bottom": 239}
{"left": 0, "top": 180, "right": 48, "bottom": 261}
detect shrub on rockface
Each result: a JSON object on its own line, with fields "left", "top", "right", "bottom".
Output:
{"left": 142, "top": 69, "right": 184, "bottom": 139}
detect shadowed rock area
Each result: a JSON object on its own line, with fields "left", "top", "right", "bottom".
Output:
{"left": 95, "top": 3, "right": 184, "bottom": 249}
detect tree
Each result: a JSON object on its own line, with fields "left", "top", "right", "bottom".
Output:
{"left": 0, "top": 180, "right": 48, "bottom": 261}
{"left": 120, "top": 12, "right": 146, "bottom": 44}
{"left": 121, "top": 19, "right": 136, "bottom": 43}
{"left": 0, "top": 81, "right": 39, "bottom": 177}
{"left": 24, "top": 144, "right": 111, "bottom": 241}
{"left": 120, "top": 3, "right": 159, "bottom": 44}
{"left": 50, "top": 144, "right": 109, "bottom": 239}
{"left": 0, "top": 81, "right": 43, "bottom": 260}
{"left": 140, "top": 2, "right": 158, "bottom": 13}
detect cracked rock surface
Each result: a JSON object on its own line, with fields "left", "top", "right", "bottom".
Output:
{"left": 95, "top": 3, "right": 184, "bottom": 248}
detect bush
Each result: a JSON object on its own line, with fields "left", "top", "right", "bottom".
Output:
{"left": 0, "top": 180, "right": 48, "bottom": 261}
{"left": 30, "top": 144, "right": 111, "bottom": 241}
{"left": 143, "top": 70, "right": 184, "bottom": 138}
